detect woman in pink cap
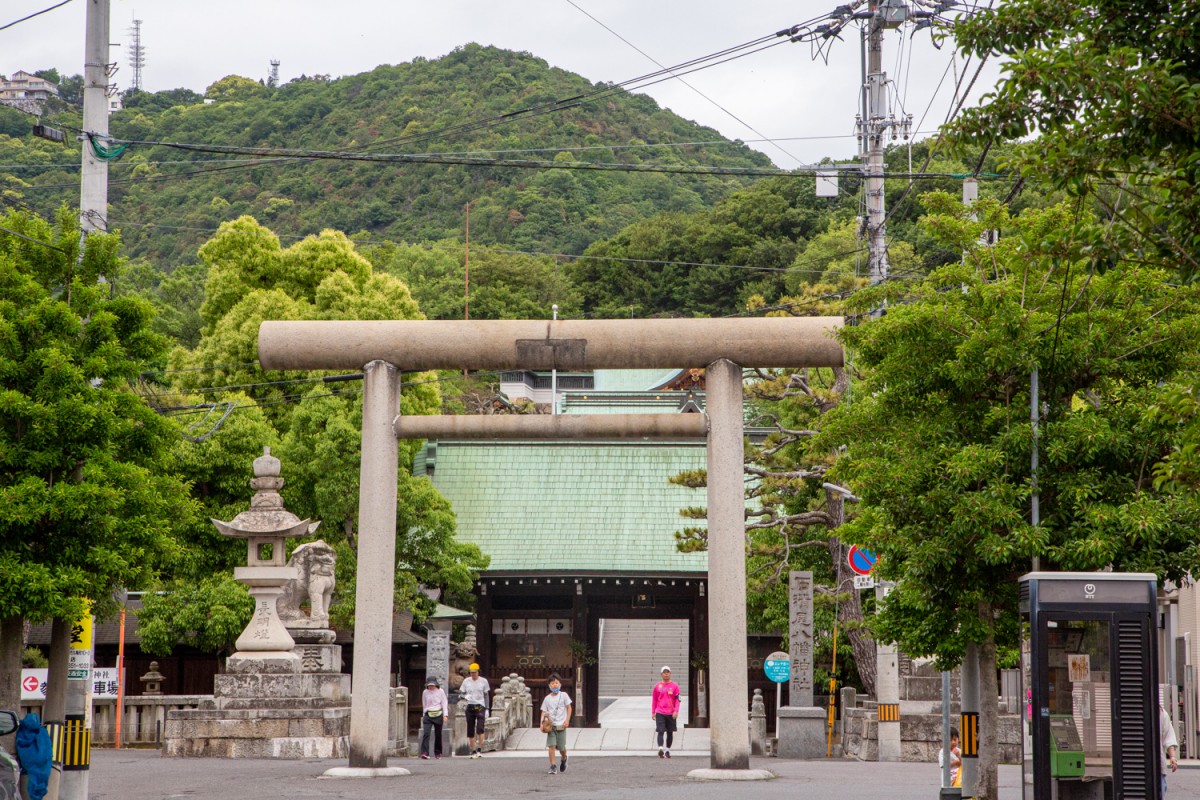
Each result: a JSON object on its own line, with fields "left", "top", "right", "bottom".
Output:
{"left": 651, "top": 666, "right": 681, "bottom": 758}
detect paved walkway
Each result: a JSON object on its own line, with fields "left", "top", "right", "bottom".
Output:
{"left": 86, "top": 749, "right": 1200, "bottom": 800}
{"left": 506, "top": 695, "right": 707, "bottom": 755}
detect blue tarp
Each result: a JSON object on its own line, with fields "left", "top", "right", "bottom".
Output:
{"left": 16, "top": 712, "right": 52, "bottom": 800}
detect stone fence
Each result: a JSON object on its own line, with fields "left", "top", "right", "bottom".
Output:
{"left": 21, "top": 687, "right": 409, "bottom": 753}
{"left": 22, "top": 697, "right": 207, "bottom": 747}
{"left": 451, "top": 673, "right": 533, "bottom": 756}
{"left": 840, "top": 700, "right": 1021, "bottom": 763}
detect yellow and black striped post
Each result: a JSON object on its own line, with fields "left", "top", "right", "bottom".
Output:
{"left": 57, "top": 715, "right": 91, "bottom": 771}
{"left": 878, "top": 703, "right": 901, "bottom": 722}
{"left": 960, "top": 711, "right": 979, "bottom": 759}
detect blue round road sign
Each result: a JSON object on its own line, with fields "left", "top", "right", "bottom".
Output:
{"left": 847, "top": 545, "right": 877, "bottom": 576}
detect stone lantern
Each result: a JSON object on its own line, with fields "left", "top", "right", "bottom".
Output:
{"left": 211, "top": 447, "right": 318, "bottom": 674}
{"left": 164, "top": 447, "right": 354, "bottom": 759}
{"left": 139, "top": 661, "right": 165, "bottom": 696}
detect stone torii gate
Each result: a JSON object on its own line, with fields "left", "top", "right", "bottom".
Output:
{"left": 257, "top": 317, "right": 843, "bottom": 778}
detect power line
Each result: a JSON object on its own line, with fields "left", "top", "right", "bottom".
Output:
{"left": 564, "top": 0, "right": 806, "bottom": 167}
{"left": 13, "top": 20, "right": 832, "bottom": 197}
{"left": 0, "top": 0, "right": 74, "bottom": 32}
{"left": 0, "top": 223, "right": 69, "bottom": 253}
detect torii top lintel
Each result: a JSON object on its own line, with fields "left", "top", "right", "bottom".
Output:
{"left": 257, "top": 318, "right": 845, "bottom": 372}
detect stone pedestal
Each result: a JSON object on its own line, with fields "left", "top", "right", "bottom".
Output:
{"left": 775, "top": 706, "right": 828, "bottom": 759}
{"left": 290, "top": 627, "right": 341, "bottom": 673}
{"left": 165, "top": 660, "right": 352, "bottom": 758}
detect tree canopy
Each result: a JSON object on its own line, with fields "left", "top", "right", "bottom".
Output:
{"left": 135, "top": 216, "right": 488, "bottom": 651}
{"left": 950, "top": 0, "right": 1200, "bottom": 283}
{"left": 0, "top": 209, "right": 195, "bottom": 703}
{"left": 3, "top": 45, "right": 771, "bottom": 271}
{"left": 820, "top": 193, "right": 1200, "bottom": 796}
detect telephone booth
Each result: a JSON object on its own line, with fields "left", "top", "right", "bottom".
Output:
{"left": 1019, "top": 572, "right": 1161, "bottom": 800}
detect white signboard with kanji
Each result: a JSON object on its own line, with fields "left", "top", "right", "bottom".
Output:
{"left": 22, "top": 667, "right": 120, "bottom": 701}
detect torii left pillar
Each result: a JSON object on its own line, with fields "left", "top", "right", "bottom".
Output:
{"left": 348, "top": 360, "right": 401, "bottom": 768}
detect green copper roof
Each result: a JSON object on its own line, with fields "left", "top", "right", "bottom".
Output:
{"left": 421, "top": 442, "right": 708, "bottom": 574}
{"left": 593, "top": 369, "right": 685, "bottom": 392}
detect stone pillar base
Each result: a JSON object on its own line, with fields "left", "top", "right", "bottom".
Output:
{"left": 775, "top": 706, "right": 829, "bottom": 759}
{"left": 226, "top": 651, "right": 301, "bottom": 674}
{"left": 686, "top": 768, "right": 775, "bottom": 781}
{"left": 291, "top": 642, "right": 342, "bottom": 673}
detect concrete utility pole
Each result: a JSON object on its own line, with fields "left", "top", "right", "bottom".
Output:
{"left": 862, "top": 0, "right": 888, "bottom": 287}
{"left": 960, "top": 643, "right": 980, "bottom": 797}
{"left": 857, "top": 0, "right": 914, "bottom": 293}
{"left": 875, "top": 581, "right": 901, "bottom": 761}
{"left": 46, "top": 8, "right": 113, "bottom": 797}
{"left": 81, "top": 0, "right": 111, "bottom": 236}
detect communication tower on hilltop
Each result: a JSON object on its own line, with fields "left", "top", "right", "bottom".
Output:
{"left": 128, "top": 17, "right": 145, "bottom": 91}
{"left": 268, "top": 60, "right": 280, "bottom": 88}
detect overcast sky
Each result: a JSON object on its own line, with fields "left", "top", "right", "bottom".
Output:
{"left": 4, "top": 0, "right": 1001, "bottom": 168}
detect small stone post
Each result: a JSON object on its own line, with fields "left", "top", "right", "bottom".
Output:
{"left": 750, "top": 689, "right": 767, "bottom": 755}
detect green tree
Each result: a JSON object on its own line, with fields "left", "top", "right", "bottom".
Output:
{"left": 141, "top": 216, "right": 488, "bottom": 639}
{"left": 0, "top": 209, "right": 195, "bottom": 709}
{"left": 136, "top": 575, "right": 254, "bottom": 659}
{"left": 950, "top": 0, "right": 1200, "bottom": 283}
{"left": 820, "top": 194, "right": 1200, "bottom": 798}
{"left": 204, "top": 75, "right": 269, "bottom": 102}
{"left": 372, "top": 241, "right": 580, "bottom": 321}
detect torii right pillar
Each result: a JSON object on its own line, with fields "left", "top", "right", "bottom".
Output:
{"left": 705, "top": 358, "right": 750, "bottom": 771}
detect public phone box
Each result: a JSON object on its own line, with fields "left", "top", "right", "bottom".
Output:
{"left": 1049, "top": 715, "right": 1085, "bottom": 777}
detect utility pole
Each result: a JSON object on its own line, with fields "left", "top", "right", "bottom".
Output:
{"left": 463, "top": 202, "right": 470, "bottom": 321}
{"left": 81, "top": 0, "right": 111, "bottom": 237}
{"left": 857, "top": 0, "right": 912, "bottom": 292}
{"left": 48, "top": 5, "right": 112, "bottom": 799}
{"left": 862, "top": 1, "right": 888, "bottom": 287}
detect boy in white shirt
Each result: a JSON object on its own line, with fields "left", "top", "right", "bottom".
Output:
{"left": 540, "top": 673, "right": 573, "bottom": 774}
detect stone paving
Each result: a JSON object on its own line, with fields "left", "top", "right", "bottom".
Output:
{"left": 87, "top": 748, "right": 1200, "bottom": 800}
{"left": 506, "top": 696, "right": 708, "bottom": 755}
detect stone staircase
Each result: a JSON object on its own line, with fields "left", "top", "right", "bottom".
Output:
{"left": 597, "top": 618, "right": 689, "bottom": 698}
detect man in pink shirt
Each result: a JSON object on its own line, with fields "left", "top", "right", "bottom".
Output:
{"left": 651, "top": 665, "right": 681, "bottom": 758}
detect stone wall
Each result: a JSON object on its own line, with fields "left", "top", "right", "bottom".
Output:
{"left": 841, "top": 703, "right": 1021, "bottom": 763}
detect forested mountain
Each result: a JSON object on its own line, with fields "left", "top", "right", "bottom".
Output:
{"left": 0, "top": 43, "right": 1046, "bottom": 333}
{"left": 0, "top": 44, "right": 773, "bottom": 268}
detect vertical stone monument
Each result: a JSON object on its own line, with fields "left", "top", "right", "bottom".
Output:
{"left": 776, "top": 570, "right": 827, "bottom": 758}
{"left": 164, "top": 448, "right": 355, "bottom": 758}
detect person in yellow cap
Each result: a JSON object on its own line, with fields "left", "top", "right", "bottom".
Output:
{"left": 462, "top": 662, "right": 491, "bottom": 758}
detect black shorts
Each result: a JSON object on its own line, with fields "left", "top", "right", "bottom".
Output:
{"left": 466, "top": 704, "right": 488, "bottom": 737}
{"left": 655, "top": 712, "right": 677, "bottom": 734}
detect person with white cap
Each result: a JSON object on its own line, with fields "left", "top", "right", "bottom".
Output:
{"left": 651, "top": 665, "right": 681, "bottom": 758}
{"left": 462, "top": 662, "right": 491, "bottom": 758}
{"left": 419, "top": 676, "right": 449, "bottom": 760}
